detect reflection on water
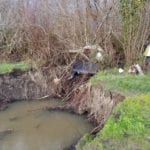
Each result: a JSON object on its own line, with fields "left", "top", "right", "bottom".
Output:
{"left": 0, "top": 100, "right": 93, "bottom": 150}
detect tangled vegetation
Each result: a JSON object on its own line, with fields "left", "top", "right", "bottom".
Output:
{"left": 120, "top": 0, "right": 149, "bottom": 64}
{"left": 0, "top": 0, "right": 150, "bottom": 68}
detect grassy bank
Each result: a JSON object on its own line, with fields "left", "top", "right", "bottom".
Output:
{"left": 0, "top": 62, "right": 30, "bottom": 74}
{"left": 77, "top": 94, "right": 150, "bottom": 150}
{"left": 77, "top": 70, "right": 150, "bottom": 150}
{"left": 90, "top": 70, "right": 150, "bottom": 94}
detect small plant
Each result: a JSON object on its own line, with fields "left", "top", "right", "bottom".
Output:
{"left": 0, "top": 62, "right": 30, "bottom": 74}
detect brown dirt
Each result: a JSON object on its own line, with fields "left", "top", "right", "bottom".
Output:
{"left": 0, "top": 68, "right": 125, "bottom": 134}
{"left": 47, "top": 75, "right": 125, "bottom": 134}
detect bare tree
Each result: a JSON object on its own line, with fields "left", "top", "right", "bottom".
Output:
{"left": 0, "top": 0, "right": 149, "bottom": 67}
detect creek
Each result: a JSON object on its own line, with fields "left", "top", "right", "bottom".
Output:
{"left": 0, "top": 99, "right": 93, "bottom": 150}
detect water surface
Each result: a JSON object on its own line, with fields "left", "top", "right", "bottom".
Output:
{"left": 0, "top": 100, "right": 93, "bottom": 150}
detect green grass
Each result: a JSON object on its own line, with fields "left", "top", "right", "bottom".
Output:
{"left": 90, "top": 69, "right": 150, "bottom": 94}
{"left": 77, "top": 70, "right": 150, "bottom": 150}
{"left": 77, "top": 94, "right": 150, "bottom": 150}
{"left": 0, "top": 62, "right": 30, "bottom": 74}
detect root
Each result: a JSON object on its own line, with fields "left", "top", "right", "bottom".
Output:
{"left": 63, "top": 82, "right": 125, "bottom": 130}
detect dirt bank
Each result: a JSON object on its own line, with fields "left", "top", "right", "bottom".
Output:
{"left": 49, "top": 82, "right": 125, "bottom": 133}
{"left": 0, "top": 66, "right": 72, "bottom": 107}
{"left": 0, "top": 68, "right": 124, "bottom": 134}
{"left": 0, "top": 70, "right": 48, "bottom": 107}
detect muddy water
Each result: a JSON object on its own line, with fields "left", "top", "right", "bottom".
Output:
{"left": 0, "top": 100, "right": 93, "bottom": 150}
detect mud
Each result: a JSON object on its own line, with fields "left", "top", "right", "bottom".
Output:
{"left": 0, "top": 100, "right": 93, "bottom": 150}
{"left": 0, "top": 68, "right": 125, "bottom": 135}
{"left": 47, "top": 83, "right": 125, "bottom": 133}
{"left": 0, "top": 67, "right": 66, "bottom": 107}
{"left": 0, "top": 70, "right": 47, "bottom": 104}
{"left": 0, "top": 129, "right": 14, "bottom": 140}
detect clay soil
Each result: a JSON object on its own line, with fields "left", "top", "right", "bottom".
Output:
{"left": 0, "top": 68, "right": 124, "bottom": 133}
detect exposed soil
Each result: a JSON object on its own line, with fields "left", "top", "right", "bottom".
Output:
{"left": 0, "top": 68, "right": 125, "bottom": 134}
{"left": 49, "top": 82, "right": 125, "bottom": 133}
{"left": 0, "top": 66, "right": 67, "bottom": 105}
{"left": 0, "top": 69, "right": 48, "bottom": 106}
